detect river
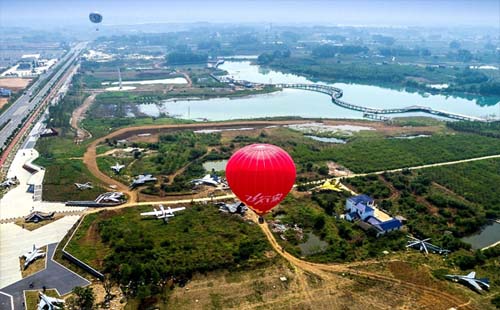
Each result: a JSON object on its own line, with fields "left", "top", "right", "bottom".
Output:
{"left": 138, "top": 61, "right": 500, "bottom": 121}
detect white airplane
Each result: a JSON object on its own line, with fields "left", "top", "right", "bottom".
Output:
{"left": 95, "top": 192, "right": 124, "bottom": 204}
{"left": 191, "top": 174, "right": 224, "bottom": 187}
{"left": 21, "top": 244, "right": 45, "bottom": 269}
{"left": 130, "top": 174, "right": 157, "bottom": 188}
{"left": 111, "top": 162, "right": 125, "bottom": 173}
{"left": 0, "top": 178, "right": 17, "bottom": 188}
{"left": 445, "top": 271, "right": 490, "bottom": 292}
{"left": 38, "top": 292, "right": 64, "bottom": 310}
{"left": 140, "top": 205, "right": 185, "bottom": 222}
{"left": 74, "top": 182, "right": 93, "bottom": 190}
{"left": 217, "top": 201, "right": 247, "bottom": 214}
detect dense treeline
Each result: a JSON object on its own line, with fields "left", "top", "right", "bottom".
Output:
{"left": 312, "top": 44, "right": 369, "bottom": 58}
{"left": 288, "top": 134, "right": 500, "bottom": 173}
{"left": 346, "top": 170, "right": 487, "bottom": 251}
{"left": 47, "top": 74, "right": 87, "bottom": 131}
{"left": 267, "top": 57, "right": 500, "bottom": 96}
{"left": 166, "top": 51, "right": 208, "bottom": 65}
{"left": 447, "top": 121, "right": 500, "bottom": 138}
{"left": 421, "top": 159, "right": 500, "bottom": 218}
{"left": 271, "top": 193, "right": 407, "bottom": 262}
{"left": 83, "top": 206, "right": 270, "bottom": 299}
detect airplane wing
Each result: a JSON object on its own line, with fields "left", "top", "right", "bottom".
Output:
{"left": 466, "top": 271, "right": 476, "bottom": 278}
{"left": 168, "top": 207, "right": 186, "bottom": 213}
{"left": 157, "top": 214, "right": 175, "bottom": 219}
{"left": 34, "top": 252, "right": 45, "bottom": 259}
{"left": 21, "top": 252, "right": 32, "bottom": 259}
{"left": 45, "top": 296, "right": 64, "bottom": 304}
{"left": 406, "top": 241, "right": 420, "bottom": 247}
{"left": 37, "top": 299, "right": 48, "bottom": 310}
{"left": 462, "top": 278, "right": 482, "bottom": 291}
{"left": 140, "top": 210, "right": 160, "bottom": 216}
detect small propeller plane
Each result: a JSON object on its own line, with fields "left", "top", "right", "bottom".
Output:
{"left": 21, "top": 244, "right": 45, "bottom": 269}
{"left": 74, "top": 182, "right": 93, "bottom": 190}
{"left": 445, "top": 271, "right": 490, "bottom": 292}
{"left": 38, "top": 292, "right": 64, "bottom": 310}
{"left": 140, "top": 205, "right": 185, "bottom": 222}
{"left": 111, "top": 162, "right": 125, "bottom": 173}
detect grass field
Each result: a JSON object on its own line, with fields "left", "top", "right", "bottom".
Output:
{"left": 20, "top": 245, "right": 47, "bottom": 278}
{"left": 15, "top": 215, "right": 66, "bottom": 231}
{"left": 66, "top": 204, "right": 273, "bottom": 303}
{"left": 25, "top": 289, "right": 61, "bottom": 310}
{"left": 36, "top": 158, "right": 106, "bottom": 202}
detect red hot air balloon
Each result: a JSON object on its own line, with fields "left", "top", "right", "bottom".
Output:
{"left": 226, "top": 144, "right": 296, "bottom": 223}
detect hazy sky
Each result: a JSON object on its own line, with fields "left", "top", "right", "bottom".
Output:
{"left": 1, "top": 0, "right": 499, "bottom": 28}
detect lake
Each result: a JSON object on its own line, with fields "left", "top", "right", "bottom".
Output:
{"left": 137, "top": 61, "right": 500, "bottom": 121}
{"left": 202, "top": 160, "right": 228, "bottom": 172}
{"left": 299, "top": 232, "right": 328, "bottom": 256}
{"left": 462, "top": 221, "right": 500, "bottom": 250}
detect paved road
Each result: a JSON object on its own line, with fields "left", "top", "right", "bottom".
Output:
{"left": 0, "top": 42, "right": 86, "bottom": 150}
{"left": 0, "top": 243, "right": 90, "bottom": 310}
{"left": 0, "top": 216, "right": 82, "bottom": 289}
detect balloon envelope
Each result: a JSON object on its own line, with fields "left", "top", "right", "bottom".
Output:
{"left": 89, "top": 12, "right": 103, "bottom": 24}
{"left": 226, "top": 144, "right": 296, "bottom": 216}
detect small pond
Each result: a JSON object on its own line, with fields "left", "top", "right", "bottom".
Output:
{"left": 299, "top": 232, "right": 328, "bottom": 256}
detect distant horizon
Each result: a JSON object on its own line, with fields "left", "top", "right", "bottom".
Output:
{"left": 1, "top": 0, "right": 499, "bottom": 29}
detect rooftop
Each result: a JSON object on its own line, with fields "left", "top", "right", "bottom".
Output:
{"left": 348, "top": 194, "right": 374, "bottom": 205}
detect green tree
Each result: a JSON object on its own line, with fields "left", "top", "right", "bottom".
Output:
{"left": 67, "top": 286, "right": 95, "bottom": 310}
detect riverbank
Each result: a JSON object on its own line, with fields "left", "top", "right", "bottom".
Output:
{"left": 264, "top": 57, "right": 500, "bottom": 98}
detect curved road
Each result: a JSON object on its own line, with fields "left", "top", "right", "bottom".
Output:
{"left": 78, "top": 120, "right": 497, "bottom": 308}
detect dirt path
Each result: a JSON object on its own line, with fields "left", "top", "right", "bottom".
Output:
{"left": 250, "top": 211, "right": 473, "bottom": 309}
{"left": 179, "top": 71, "right": 192, "bottom": 87}
{"left": 82, "top": 120, "right": 322, "bottom": 203}
{"left": 71, "top": 93, "right": 96, "bottom": 142}
{"left": 79, "top": 119, "right": 488, "bottom": 308}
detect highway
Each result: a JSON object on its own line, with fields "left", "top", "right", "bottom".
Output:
{"left": 0, "top": 42, "right": 86, "bottom": 150}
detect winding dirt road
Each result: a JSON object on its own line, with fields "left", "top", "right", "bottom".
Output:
{"left": 78, "top": 120, "right": 492, "bottom": 309}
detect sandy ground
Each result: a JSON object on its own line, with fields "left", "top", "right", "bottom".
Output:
{"left": 70, "top": 93, "right": 96, "bottom": 142}
{"left": 0, "top": 78, "right": 31, "bottom": 91}
{"left": 0, "top": 98, "right": 8, "bottom": 110}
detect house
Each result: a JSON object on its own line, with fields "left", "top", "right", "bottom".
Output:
{"left": 345, "top": 194, "right": 402, "bottom": 236}
{"left": 345, "top": 194, "right": 375, "bottom": 221}
{"left": 0, "top": 88, "right": 12, "bottom": 97}
{"left": 24, "top": 211, "right": 55, "bottom": 223}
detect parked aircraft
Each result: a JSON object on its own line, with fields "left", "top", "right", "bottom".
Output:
{"left": 21, "top": 244, "right": 45, "bottom": 269}
{"left": 315, "top": 179, "right": 342, "bottom": 192}
{"left": 140, "top": 205, "right": 185, "bottom": 222}
{"left": 38, "top": 292, "right": 64, "bottom": 310}
{"left": 406, "top": 236, "right": 450, "bottom": 255}
{"left": 0, "top": 178, "right": 17, "bottom": 188}
{"left": 445, "top": 271, "right": 490, "bottom": 292}
{"left": 130, "top": 174, "right": 157, "bottom": 188}
{"left": 74, "top": 182, "right": 93, "bottom": 190}
{"left": 111, "top": 162, "right": 125, "bottom": 173}
{"left": 217, "top": 201, "right": 247, "bottom": 215}
{"left": 95, "top": 192, "right": 125, "bottom": 204}
{"left": 191, "top": 174, "right": 225, "bottom": 187}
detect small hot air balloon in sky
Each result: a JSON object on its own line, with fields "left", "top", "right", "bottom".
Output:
{"left": 89, "top": 12, "right": 103, "bottom": 31}
{"left": 226, "top": 144, "right": 296, "bottom": 223}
